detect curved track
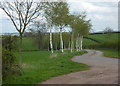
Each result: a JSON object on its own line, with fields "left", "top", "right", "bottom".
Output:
{"left": 40, "top": 50, "right": 118, "bottom": 84}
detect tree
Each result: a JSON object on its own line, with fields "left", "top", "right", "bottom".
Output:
{"left": 46, "top": 2, "right": 70, "bottom": 53}
{"left": 43, "top": 2, "right": 55, "bottom": 54}
{"left": 74, "top": 15, "right": 91, "bottom": 51}
{"left": 29, "top": 21, "right": 47, "bottom": 50}
{"left": 0, "top": 0, "right": 44, "bottom": 66}
{"left": 68, "top": 14, "right": 77, "bottom": 52}
{"left": 104, "top": 27, "right": 113, "bottom": 37}
{"left": 69, "top": 13, "right": 92, "bottom": 51}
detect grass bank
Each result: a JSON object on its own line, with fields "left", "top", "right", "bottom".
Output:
{"left": 3, "top": 50, "right": 89, "bottom": 85}
{"left": 99, "top": 49, "right": 119, "bottom": 58}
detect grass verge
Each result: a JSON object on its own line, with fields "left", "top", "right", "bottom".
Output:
{"left": 99, "top": 49, "right": 119, "bottom": 58}
{"left": 3, "top": 50, "right": 89, "bottom": 85}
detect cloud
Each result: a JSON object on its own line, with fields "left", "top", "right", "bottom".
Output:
{"left": 68, "top": 0, "right": 118, "bottom": 32}
{"left": 80, "top": 2, "right": 112, "bottom": 13}
{"left": 93, "top": 14, "right": 117, "bottom": 21}
{"left": 69, "top": 1, "right": 117, "bottom": 13}
{"left": 68, "top": 0, "right": 119, "bottom": 2}
{"left": 0, "top": 0, "right": 118, "bottom": 33}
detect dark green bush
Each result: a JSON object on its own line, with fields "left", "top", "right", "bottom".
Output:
{"left": 2, "top": 47, "right": 21, "bottom": 80}
{"left": 2, "top": 36, "right": 18, "bottom": 51}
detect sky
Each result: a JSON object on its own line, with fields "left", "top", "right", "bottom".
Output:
{"left": 0, "top": 0, "right": 119, "bottom": 33}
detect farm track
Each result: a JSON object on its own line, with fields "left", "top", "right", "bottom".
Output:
{"left": 38, "top": 50, "right": 118, "bottom": 84}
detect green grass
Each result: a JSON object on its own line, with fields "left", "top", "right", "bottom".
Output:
{"left": 86, "top": 33, "right": 119, "bottom": 43}
{"left": 3, "top": 50, "right": 89, "bottom": 85}
{"left": 99, "top": 49, "right": 119, "bottom": 58}
{"left": 83, "top": 38, "right": 99, "bottom": 48}
{"left": 22, "top": 37, "right": 38, "bottom": 51}
{"left": 21, "top": 33, "right": 119, "bottom": 51}
{"left": 83, "top": 33, "right": 119, "bottom": 58}
{"left": 83, "top": 33, "right": 119, "bottom": 49}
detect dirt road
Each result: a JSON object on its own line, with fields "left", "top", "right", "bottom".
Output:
{"left": 41, "top": 50, "right": 118, "bottom": 84}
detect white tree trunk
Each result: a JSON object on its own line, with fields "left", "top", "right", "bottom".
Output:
{"left": 78, "top": 37, "right": 81, "bottom": 51}
{"left": 80, "top": 36, "right": 83, "bottom": 50}
{"left": 76, "top": 37, "right": 78, "bottom": 51}
{"left": 50, "top": 26, "right": 53, "bottom": 54}
{"left": 60, "top": 28, "right": 64, "bottom": 53}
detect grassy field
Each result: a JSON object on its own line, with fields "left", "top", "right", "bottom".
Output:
{"left": 21, "top": 33, "right": 119, "bottom": 58}
{"left": 83, "top": 38, "right": 99, "bottom": 49}
{"left": 84, "top": 33, "right": 119, "bottom": 49}
{"left": 99, "top": 49, "right": 119, "bottom": 58}
{"left": 21, "top": 33, "right": 119, "bottom": 50}
{"left": 3, "top": 50, "right": 89, "bottom": 85}
{"left": 2, "top": 33, "right": 119, "bottom": 85}
{"left": 86, "top": 33, "right": 119, "bottom": 43}
{"left": 84, "top": 33, "right": 119, "bottom": 58}
{"left": 22, "top": 37, "right": 39, "bottom": 51}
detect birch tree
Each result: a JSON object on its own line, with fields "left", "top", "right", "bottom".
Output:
{"left": 68, "top": 15, "right": 78, "bottom": 52}
{"left": 43, "top": 2, "right": 57, "bottom": 54}
{"left": 44, "top": 2, "right": 69, "bottom": 53}
{"left": 0, "top": 0, "right": 44, "bottom": 66}
{"left": 75, "top": 16, "right": 92, "bottom": 51}
{"left": 69, "top": 13, "right": 91, "bottom": 51}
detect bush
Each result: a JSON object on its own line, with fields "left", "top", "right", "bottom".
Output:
{"left": 2, "top": 36, "right": 18, "bottom": 51}
{"left": 2, "top": 48, "right": 21, "bottom": 80}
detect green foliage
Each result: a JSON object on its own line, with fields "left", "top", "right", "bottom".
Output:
{"left": 2, "top": 36, "right": 18, "bottom": 51}
{"left": 2, "top": 48, "right": 21, "bottom": 80}
{"left": 3, "top": 50, "right": 89, "bottom": 84}
{"left": 44, "top": 2, "right": 69, "bottom": 27}
{"left": 69, "top": 13, "right": 92, "bottom": 37}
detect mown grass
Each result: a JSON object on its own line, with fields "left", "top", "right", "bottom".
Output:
{"left": 3, "top": 50, "right": 89, "bottom": 85}
{"left": 99, "top": 49, "right": 119, "bottom": 58}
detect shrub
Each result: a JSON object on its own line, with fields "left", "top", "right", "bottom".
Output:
{"left": 2, "top": 36, "right": 18, "bottom": 51}
{"left": 2, "top": 48, "right": 21, "bottom": 80}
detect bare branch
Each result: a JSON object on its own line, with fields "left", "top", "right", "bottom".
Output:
{"left": 0, "top": 0, "right": 43, "bottom": 35}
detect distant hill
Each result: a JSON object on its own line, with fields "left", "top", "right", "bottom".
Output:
{"left": 90, "top": 31, "right": 120, "bottom": 34}
{"left": 0, "top": 33, "right": 19, "bottom": 36}
{"left": 1, "top": 31, "right": 119, "bottom": 36}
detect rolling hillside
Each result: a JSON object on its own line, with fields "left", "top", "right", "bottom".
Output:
{"left": 21, "top": 33, "right": 119, "bottom": 51}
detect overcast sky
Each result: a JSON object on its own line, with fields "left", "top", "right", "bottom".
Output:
{"left": 0, "top": 0, "right": 119, "bottom": 33}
